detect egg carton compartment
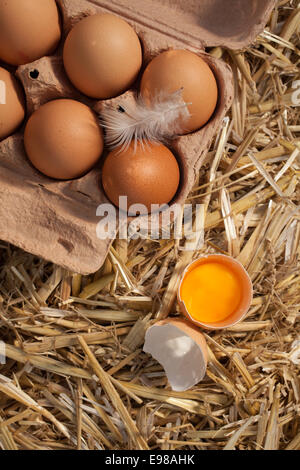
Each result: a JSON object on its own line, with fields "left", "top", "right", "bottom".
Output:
{"left": 0, "top": 0, "right": 276, "bottom": 274}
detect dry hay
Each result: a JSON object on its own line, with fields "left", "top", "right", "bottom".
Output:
{"left": 0, "top": 0, "right": 299, "bottom": 451}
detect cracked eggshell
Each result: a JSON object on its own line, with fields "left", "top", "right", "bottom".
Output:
{"left": 143, "top": 318, "right": 207, "bottom": 391}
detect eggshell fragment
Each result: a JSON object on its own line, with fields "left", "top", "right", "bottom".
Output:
{"left": 63, "top": 14, "right": 142, "bottom": 99}
{"left": 140, "top": 49, "right": 218, "bottom": 134}
{"left": 0, "top": 0, "right": 61, "bottom": 66}
{"left": 24, "top": 99, "right": 104, "bottom": 180}
{"left": 0, "top": 67, "right": 25, "bottom": 141}
{"left": 143, "top": 318, "right": 207, "bottom": 391}
{"left": 102, "top": 140, "right": 180, "bottom": 215}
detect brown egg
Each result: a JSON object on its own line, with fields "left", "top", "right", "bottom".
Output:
{"left": 63, "top": 14, "right": 142, "bottom": 99}
{"left": 24, "top": 99, "right": 104, "bottom": 180}
{"left": 140, "top": 49, "right": 218, "bottom": 134}
{"left": 102, "top": 141, "right": 180, "bottom": 215}
{"left": 0, "top": 67, "right": 25, "bottom": 141}
{"left": 0, "top": 0, "right": 61, "bottom": 66}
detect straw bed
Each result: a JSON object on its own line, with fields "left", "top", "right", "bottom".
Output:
{"left": 0, "top": 0, "right": 299, "bottom": 450}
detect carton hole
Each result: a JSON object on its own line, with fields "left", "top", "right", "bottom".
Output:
{"left": 58, "top": 238, "right": 74, "bottom": 253}
{"left": 29, "top": 69, "right": 39, "bottom": 80}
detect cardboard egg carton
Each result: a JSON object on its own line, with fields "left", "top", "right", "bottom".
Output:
{"left": 0, "top": 0, "right": 276, "bottom": 274}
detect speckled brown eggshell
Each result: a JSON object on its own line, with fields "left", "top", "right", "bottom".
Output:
{"left": 0, "top": 0, "right": 61, "bottom": 66}
{"left": 0, "top": 67, "right": 26, "bottom": 141}
{"left": 24, "top": 99, "right": 104, "bottom": 180}
{"left": 63, "top": 14, "right": 143, "bottom": 99}
{"left": 102, "top": 141, "right": 180, "bottom": 215}
{"left": 140, "top": 49, "right": 218, "bottom": 134}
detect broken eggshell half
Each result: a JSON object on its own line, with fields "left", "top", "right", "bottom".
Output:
{"left": 177, "top": 254, "right": 253, "bottom": 330}
{"left": 143, "top": 317, "right": 207, "bottom": 392}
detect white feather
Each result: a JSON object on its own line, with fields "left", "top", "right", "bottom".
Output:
{"left": 100, "top": 89, "right": 191, "bottom": 152}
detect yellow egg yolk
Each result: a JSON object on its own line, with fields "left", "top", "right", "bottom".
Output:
{"left": 180, "top": 261, "right": 242, "bottom": 323}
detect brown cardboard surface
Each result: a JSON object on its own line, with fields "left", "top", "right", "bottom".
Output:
{"left": 0, "top": 0, "right": 275, "bottom": 274}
